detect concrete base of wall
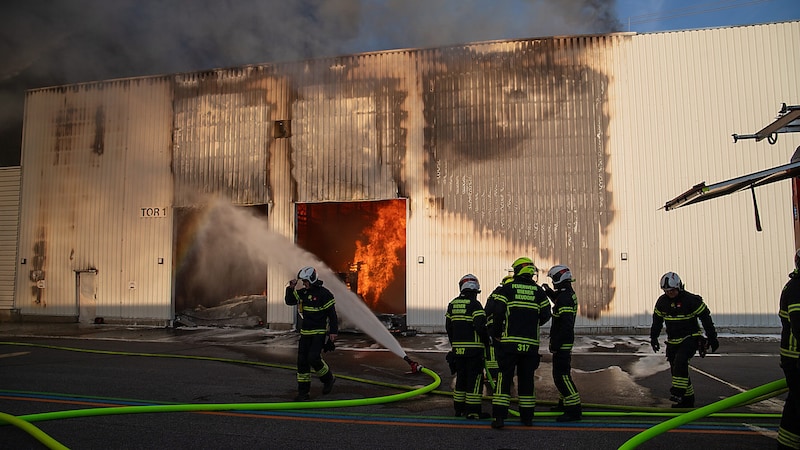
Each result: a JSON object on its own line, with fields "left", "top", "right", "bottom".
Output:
{"left": 99, "top": 318, "right": 171, "bottom": 327}
{"left": 0, "top": 313, "right": 171, "bottom": 328}
{"left": 17, "top": 314, "right": 78, "bottom": 323}
{"left": 0, "top": 309, "right": 21, "bottom": 323}
{"left": 0, "top": 311, "right": 78, "bottom": 324}
{"left": 0, "top": 313, "right": 783, "bottom": 336}
{"left": 412, "top": 325, "right": 782, "bottom": 335}
{"left": 571, "top": 326, "right": 782, "bottom": 335}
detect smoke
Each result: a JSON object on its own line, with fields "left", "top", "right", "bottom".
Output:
{"left": 360, "top": 0, "right": 621, "bottom": 50}
{"left": 0, "top": 0, "right": 620, "bottom": 165}
{"left": 178, "top": 196, "right": 407, "bottom": 357}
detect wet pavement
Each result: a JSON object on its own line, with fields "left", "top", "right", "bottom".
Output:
{"left": 0, "top": 322, "right": 787, "bottom": 412}
{"left": 0, "top": 322, "right": 789, "bottom": 449}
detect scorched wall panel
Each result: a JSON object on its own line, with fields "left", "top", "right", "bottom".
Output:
{"left": 17, "top": 79, "right": 174, "bottom": 321}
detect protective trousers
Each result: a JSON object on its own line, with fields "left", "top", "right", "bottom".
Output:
{"left": 778, "top": 356, "right": 800, "bottom": 449}
{"left": 552, "top": 350, "right": 581, "bottom": 409}
{"left": 453, "top": 355, "right": 485, "bottom": 417}
{"left": 492, "top": 350, "right": 540, "bottom": 422}
{"left": 484, "top": 344, "right": 500, "bottom": 392}
{"left": 296, "top": 334, "right": 333, "bottom": 394}
{"left": 665, "top": 337, "right": 697, "bottom": 402}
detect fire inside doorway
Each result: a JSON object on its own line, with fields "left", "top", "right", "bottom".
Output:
{"left": 295, "top": 199, "right": 407, "bottom": 327}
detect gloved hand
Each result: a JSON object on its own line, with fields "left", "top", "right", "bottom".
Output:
{"left": 650, "top": 337, "right": 660, "bottom": 353}
{"left": 445, "top": 350, "right": 456, "bottom": 375}
{"left": 323, "top": 337, "right": 336, "bottom": 353}
{"left": 542, "top": 283, "right": 555, "bottom": 298}
{"left": 708, "top": 337, "right": 719, "bottom": 353}
{"left": 697, "top": 336, "right": 708, "bottom": 358}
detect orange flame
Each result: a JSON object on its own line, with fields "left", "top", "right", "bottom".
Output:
{"left": 354, "top": 201, "right": 406, "bottom": 307}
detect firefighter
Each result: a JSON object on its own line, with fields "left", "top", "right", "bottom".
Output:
{"left": 445, "top": 274, "right": 491, "bottom": 419}
{"left": 484, "top": 274, "right": 514, "bottom": 393}
{"left": 649, "top": 272, "right": 719, "bottom": 408}
{"left": 284, "top": 266, "right": 338, "bottom": 401}
{"left": 488, "top": 257, "right": 552, "bottom": 428}
{"left": 542, "top": 264, "right": 582, "bottom": 422}
{"left": 777, "top": 250, "right": 800, "bottom": 450}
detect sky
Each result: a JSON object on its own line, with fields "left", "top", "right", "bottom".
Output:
{"left": 1, "top": 0, "right": 798, "bottom": 166}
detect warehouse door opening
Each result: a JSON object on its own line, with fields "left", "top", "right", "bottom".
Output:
{"left": 172, "top": 203, "right": 269, "bottom": 327}
{"left": 296, "top": 199, "right": 407, "bottom": 317}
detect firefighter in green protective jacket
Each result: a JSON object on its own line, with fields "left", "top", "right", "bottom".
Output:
{"left": 484, "top": 274, "right": 514, "bottom": 393}
{"left": 445, "top": 274, "right": 491, "bottom": 419}
{"left": 284, "top": 266, "right": 338, "bottom": 401}
{"left": 650, "top": 271, "right": 718, "bottom": 408}
{"left": 542, "top": 264, "right": 582, "bottom": 422}
{"left": 488, "top": 257, "right": 552, "bottom": 429}
{"left": 777, "top": 250, "right": 800, "bottom": 450}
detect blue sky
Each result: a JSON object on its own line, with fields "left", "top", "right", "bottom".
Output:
{"left": 615, "top": 0, "right": 800, "bottom": 33}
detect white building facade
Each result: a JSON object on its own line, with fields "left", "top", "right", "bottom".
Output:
{"left": 12, "top": 21, "right": 800, "bottom": 332}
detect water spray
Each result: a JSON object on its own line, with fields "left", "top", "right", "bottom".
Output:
{"left": 191, "top": 199, "right": 409, "bottom": 361}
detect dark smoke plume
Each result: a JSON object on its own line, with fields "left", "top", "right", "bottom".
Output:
{"left": 0, "top": 0, "right": 620, "bottom": 166}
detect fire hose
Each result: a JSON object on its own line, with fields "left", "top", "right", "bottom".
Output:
{"left": 617, "top": 377, "right": 788, "bottom": 449}
{"left": 0, "top": 341, "right": 788, "bottom": 449}
{"left": 0, "top": 341, "right": 439, "bottom": 449}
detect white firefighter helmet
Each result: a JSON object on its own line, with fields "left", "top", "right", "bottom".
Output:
{"left": 547, "top": 265, "right": 574, "bottom": 285}
{"left": 459, "top": 273, "right": 481, "bottom": 293}
{"left": 297, "top": 266, "right": 318, "bottom": 284}
{"left": 660, "top": 272, "right": 684, "bottom": 291}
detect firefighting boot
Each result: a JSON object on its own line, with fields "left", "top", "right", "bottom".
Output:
{"left": 453, "top": 400, "right": 465, "bottom": 417}
{"left": 294, "top": 382, "right": 311, "bottom": 401}
{"left": 465, "top": 405, "right": 491, "bottom": 420}
{"left": 671, "top": 395, "right": 695, "bottom": 408}
{"left": 321, "top": 374, "right": 335, "bottom": 395}
{"left": 519, "top": 410, "right": 534, "bottom": 427}
{"left": 491, "top": 417, "right": 504, "bottom": 429}
{"left": 556, "top": 405, "right": 582, "bottom": 422}
{"left": 669, "top": 386, "right": 683, "bottom": 403}
{"left": 550, "top": 399, "right": 565, "bottom": 412}
{"left": 491, "top": 405, "right": 507, "bottom": 429}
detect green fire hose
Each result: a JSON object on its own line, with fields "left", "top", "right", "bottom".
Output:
{"left": 618, "top": 377, "right": 788, "bottom": 449}
{"left": 0, "top": 341, "right": 788, "bottom": 450}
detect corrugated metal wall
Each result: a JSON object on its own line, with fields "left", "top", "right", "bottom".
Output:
{"left": 603, "top": 22, "right": 800, "bottom": 330}
{"left": 172, "top": 67, "right": 273, "bottom": 206}
{"left": 0, "top": 166, "right": 20, "bottom": 310}
{"left": 406, "top": 36, "right": 620, "bottom": 329}
{"left": 17, "top": 78, "right": 174, "bottom": 321}
{"left": 16, "top": 21, "right": 800, "bottom": 331}
{"left": 289, "top": 56, "right": 404, "bottom": 202}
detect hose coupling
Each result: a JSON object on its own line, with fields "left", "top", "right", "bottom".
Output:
{"left": 404, "top": 355, "right": 422, "bottom": 373}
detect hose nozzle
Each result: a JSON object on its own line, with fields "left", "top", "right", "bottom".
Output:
{"left": 404, "top": 355, "right": 422, "bottom": 374}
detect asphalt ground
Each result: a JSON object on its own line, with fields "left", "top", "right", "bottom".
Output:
{"left": 0, "top": 323, "right": 789, "bottom": 449}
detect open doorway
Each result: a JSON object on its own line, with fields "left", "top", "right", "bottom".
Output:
{"left": 171, "top": 203, "right": 268, "bottom": 327}
{"left": 295, "top": 199, "right": 407, "bottom": 316}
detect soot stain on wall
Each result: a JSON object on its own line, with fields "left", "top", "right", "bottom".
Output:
{"left": 421, "top": 39, "right": 615, "bottom": 318}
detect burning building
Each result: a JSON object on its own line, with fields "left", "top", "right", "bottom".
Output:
{"left": 7, "top": 21, "right": 800, "bottom": 332}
